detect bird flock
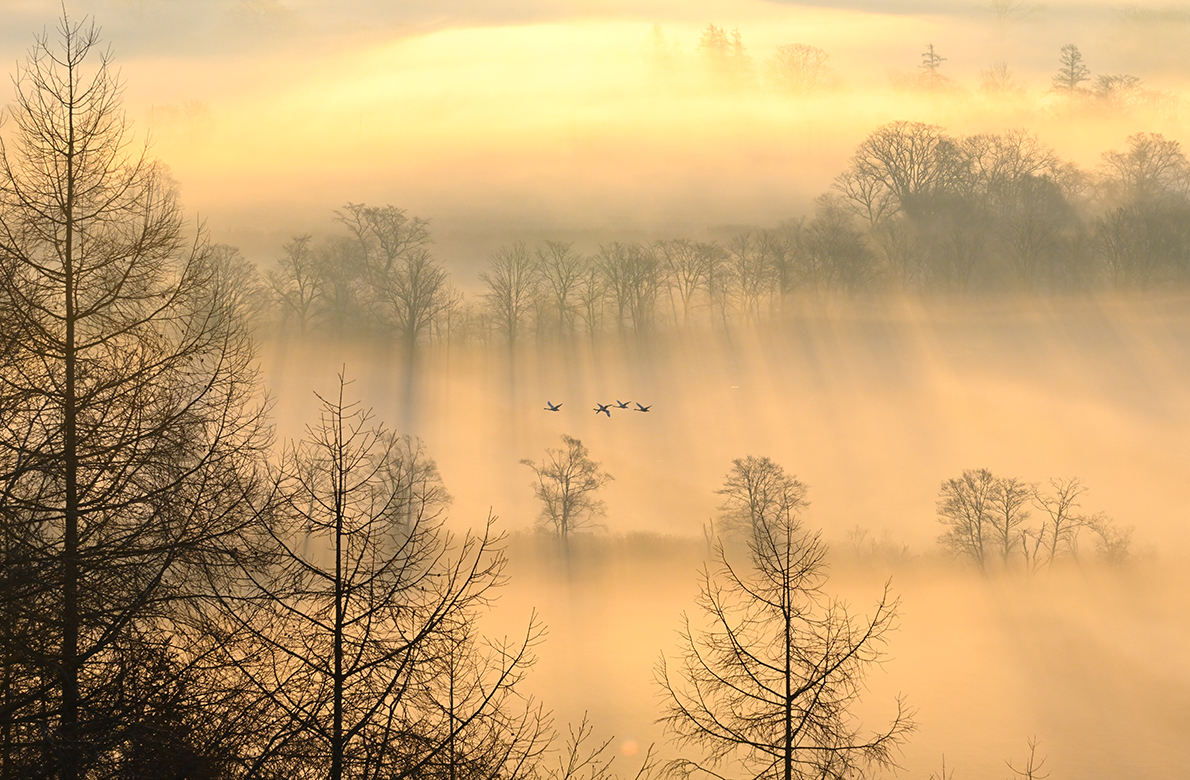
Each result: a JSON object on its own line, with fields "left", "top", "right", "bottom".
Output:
{"left": 543, "top": 400, "right": 650, "bottom": 416}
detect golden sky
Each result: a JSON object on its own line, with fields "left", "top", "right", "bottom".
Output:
{"left": 5, "top": 1, "right": 1190, "bottom": 271}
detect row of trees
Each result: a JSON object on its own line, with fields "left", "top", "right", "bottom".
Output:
{"left": 650, "top": 25, "right": 1166, "bottom": 113}
{"left": 834, "top": 123, "right": 1190, "bottom": 291}
{"left": 264, "top": 126, "right": 1190, "bottom": 347}
{"left": 936, "top": 469, "right": 1133, "bottom": 569}
{"left": 519, "top": 437, "right": 1138, "bottom": 575}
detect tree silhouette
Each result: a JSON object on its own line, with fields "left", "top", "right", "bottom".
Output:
{"left": 220, "top": 377, "right": 546, "bottom": 780}
{"left": 919, "top": 44, "right": 947, "bottom": 88}
{"left": 768, "top": 44, "right": 831, "bottom": 96}
{"left": 269, "top": 234, "right": 321, "bottom": 336}
{"left": 1051, "top": 44, "right": 1090, "bottom": 94}
{"left": 0, "top": 14, "right": 267, "bottom": 778}
{"left": 521, "top": 435, "right": 613, "bottom": 548}
{"left": 658, "top": 460, "right": 913, "bottom": 780}
{"left": 337, "top": 203, "right": 454, "bottom": 353}
{"left": 936, "top": 469, "right": 1000, "bottom": 569}
{"left": 697, "top": 24, "right": 752, "bottom": 86}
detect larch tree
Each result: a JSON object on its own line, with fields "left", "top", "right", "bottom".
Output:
{"left": 221, "top": 378, "right": 546, "bottom": 780}
{"left": 1051, "top": 44, "right": 1090, "bottom": 94}
{"left": 0, "top": 14, "right": 268, "bottom": 779}
{"left": 658, "top": 459, "right": 913, "bottom": 780}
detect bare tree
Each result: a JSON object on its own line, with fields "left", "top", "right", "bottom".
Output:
{"left": 724, "top": 232, "right": 775, "bottom": 321}
{"left": 716, "top": 455, "right": 807, "bottom": 542}
{"left": 987, "top": 1, "right": 1041, "bottom": 34}
{"left": 796, "top": 195, "right": 878, "bottom": 294}
{"left": 535, "top": 241, "right": 583, "bottom": 337}
{"left": 598, "top": 242, "right": 662, "bottom": 336}
{"left": 222, "top": 378, "right": 545, "bottom": 780}
{"left": 0, "top": 14, "right": 268, "bottom": 778}
{"left": 1100, "top": 132, "right": 1190, "bottom": 204}
{"left": 269, "top": 234, "right": 320, "bottom": 335}
{"left": 658, "top": 464, "right": 913, "bottom": 780}
{"left": 1026, "top": 477, "right": 1089, "bottom": 568}
{"left": 337, "top": 203, "right": 452, "bottom": 353}
{"left": 836, "top": 122, "right": 967, "bottom": 222}
{"left": 1092, "top": 74, "right": 1144, "bottom": 111}
{"left": 480, "top": 242, "right": 539, "bottom": 349}
{"left": 520, "top": 435, "right": 613, "bottom": 547}
{"left": 313, "top": 235, "right": 367, "bottom": 337}
{"left": 988, "top": 477, "right": 1032, "bottom": 566}
{"left": 657, "top": 239, "right": 714, "bottom": 328}
{"left": 1085, "top": 515, "right": 1134, "bottom": 566}
{"left": 541, "top": 714, "right": 657, "bottom": 780}
{"left": 768, "top": 44, "right": 831, "bottom": 96}
{"left": 979, "top": 62, "right": 1026, "bottom": 97}
{"left": 936, "top": 469, "right": 999, "bottom": 570}
{"left": 574, "top": 256, "right": 608, "bottom": 339}
{"left": 210, "top": 243, "right": 270, "bottom": 332}
{"left": 1005, "top": 736, "right": 1048, "bottom": 780}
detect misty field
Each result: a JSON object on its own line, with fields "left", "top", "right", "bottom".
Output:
{"left": 262, "top": 296, "right": 1190, "bottom": 779}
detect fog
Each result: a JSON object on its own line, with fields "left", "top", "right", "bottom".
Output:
{"left": 260, "top": 294, "right": 1190, "bottom": 778}
{"left": 7, "top": 1, "right": 1190, "bottom": 269}
{"left": 6, "top": 0, "right": 1190, "bottom": 777}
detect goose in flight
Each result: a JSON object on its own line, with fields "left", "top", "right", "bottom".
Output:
{"left": 635, "top": 403, "right": 651, "bottom": 412}
{"left": 594, "top": 403, "right": 612, "bottom": 417}
{"left": 614, "top": 400, "right": 630, "bottom": 409}
{"left": 544, "top": 401, "right": 562, "bottom": 412}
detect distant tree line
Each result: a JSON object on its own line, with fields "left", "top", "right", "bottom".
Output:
{"left": 260, "top": 126, "right": 1190, "bottom": 347}
{"left": 936, "top": 469, "right": 1133, "bottom": 570}
{"left": 649, "top": 23, "right": 1174, "bottom": 114}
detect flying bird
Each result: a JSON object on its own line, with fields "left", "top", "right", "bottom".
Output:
{"left": 635, "top": 403, "right": 651, "bottom": 412}
{"left": 614, "top": 400, "right": 630, "bottom": 409}
{"left": 544, "top": 401, "right": 562, "bottom": 412}
{"left": 594, "top": 403, "right": 612, "bottom": 417}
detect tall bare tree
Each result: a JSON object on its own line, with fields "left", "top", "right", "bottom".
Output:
{"left": 1026, "top": 477, "right": 1090, "bottom": 569}
{"left": 0, "top": 15, "right": 268, "bottom": 779}
{"left": 658, "top": 461, "right": 912, "bottom": 780}
{"left": 988, "top": 476, "right": 1032, "bottom": 566}
{"left": 598, "top": 242, "right": 661, "bottom": 336}
{"left": 535, "top": 241, "right": 583, "bottom": 337}
{"left": 657, "top": 239, "right": 714, "bottom": 328}
{"left": 715, "top": 456, "right": 806, "bottom": 542}
{"left": 221, "top": 379, "right": 545, "bottom": 780}
{"left": 936, "top": 469, "right": 999, "bottom": 570}
{"left": 337, "top": 203, "right": 452, "bottom": 353}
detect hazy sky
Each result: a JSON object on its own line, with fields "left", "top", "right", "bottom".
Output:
{"left": 5, "top": 1, "right": 1190, "bottom": 275}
